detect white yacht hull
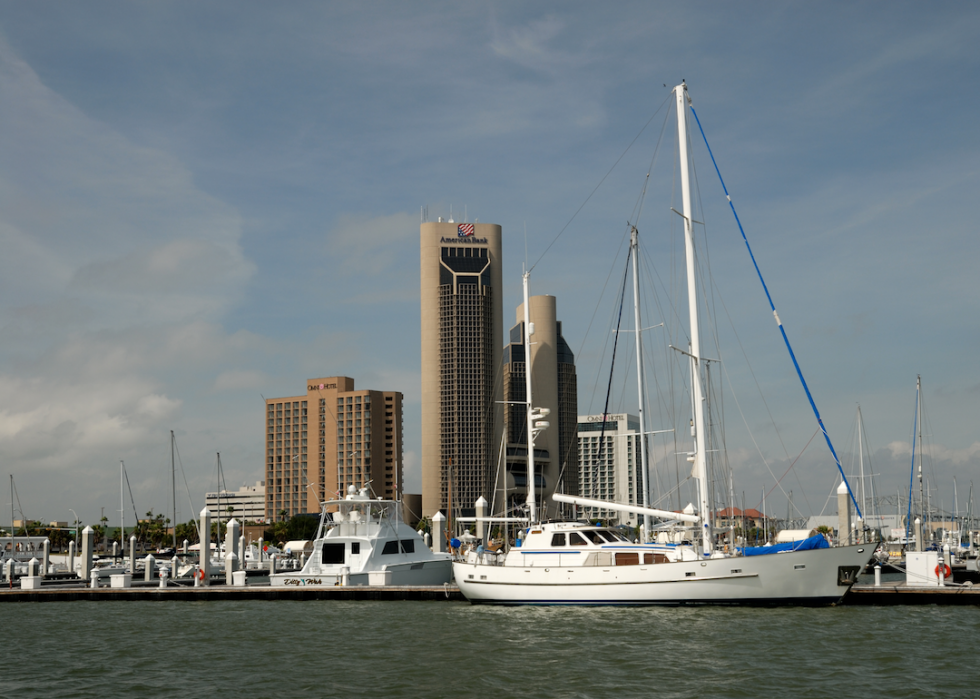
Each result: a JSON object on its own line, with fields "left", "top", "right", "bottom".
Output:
{"left": 270, "top": 558, "right": 452, "bottom": 588}
{"left": 454, "top": 544, "right": 873, "bottom": 606}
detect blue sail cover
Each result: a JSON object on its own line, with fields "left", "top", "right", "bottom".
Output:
{"left": 741, "top": 534, "right": 830, "bottom": 557}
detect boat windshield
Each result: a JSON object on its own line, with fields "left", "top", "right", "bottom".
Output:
{"left": 602, "top": 530, "right": 630, "bottom": 542}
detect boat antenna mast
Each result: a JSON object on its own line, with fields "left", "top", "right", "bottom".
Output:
{"left": 674, "top": 82, "right": 713, "bottom": 555}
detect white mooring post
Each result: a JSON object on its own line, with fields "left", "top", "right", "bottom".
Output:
{"left": 159, "top": 565, "right": 168, "bottom": 589}
{"left": 475, "top": 496, "right": 488, "bottom": 544}
{"left": 22, "top": 558, "right": 42, "bottom": 590}
{"left": 874, "top": 564, "right": 882, "bottom": 587}
{"left": 80, "top": 526, "right": 94, "bottom": 581}
{"left": 112, "top": 541, "right": 118, "bottom": 558}
{"left": 129, "top": 535, "right": 137, "bottom": 573}
{"left": 183, "top": 539, "right": 189, "bottom": 555}
{"left": 257, "top": 538, "right": 264, "bottom": 563}
{"left": 225, "top": 518, "right": 240, "bottom": 571}
{"left": 144, "top": 554, "right": 155, "bottom": 582}
{"left": 68, "top": 541, "right": 75, "bottom": 573}
{"left": 90, "top": 569, "right": 99, "bottom": 589}
{"left": 225, "top": 552, "right": 237, "bottom": 586}
{"left": 199, "top": 507, "right": 211, "bottom": 586}
{"left": 269, "top": 554, "right": 276, "bottom": 576}
{"left": 42, "top": 539, "right": 50, "bottom": 578}
{"left": 915, "top": 518, "right": 923, "bottom": 552}
{"left": 432, "top": 511, "right": 446, "bottom": 553}
{"left": 837, "top": 482, "right": 851, "bottom": 546}
{"left": 5, "top": 559, "right": 14, "bottom": 584}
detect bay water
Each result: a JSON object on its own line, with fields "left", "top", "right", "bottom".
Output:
{"left": 4, "top": 600, "right": 977, "bottom": 698}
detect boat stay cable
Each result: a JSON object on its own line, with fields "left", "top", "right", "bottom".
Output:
{"left": 590, "top": 257, "right": 632, "bottom": 503}
{"left": 529, "top": 93, "right": 673, "bottom": 274}
{"left": 688, "top": 104, "right": 863, "bottom": 520}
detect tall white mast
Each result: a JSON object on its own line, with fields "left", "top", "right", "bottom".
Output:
{"left": 916, "top": 375, "right": 923, "bottom": 524}
{"left": 675, "top": 82, "right": 713, "bottom": 554}
{"left": 629, "top": 226, "right": 651, "bottom": 537}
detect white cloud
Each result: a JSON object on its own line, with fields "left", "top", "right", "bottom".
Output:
{"left": 0, "top": 36, "right": 254, "bottom": 335}
{"left": 0, "top": 36, "right": 261, "bottom": 514}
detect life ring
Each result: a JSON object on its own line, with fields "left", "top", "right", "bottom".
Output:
{"left": 196, "top": 567, "right": 206, "bottom": 581}
{"left": 935, "top": 563, "right": 951, "bottom": 578}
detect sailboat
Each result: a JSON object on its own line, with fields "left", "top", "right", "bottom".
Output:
{"left": 453, "top": 83, "right": 876, "bottom": 605}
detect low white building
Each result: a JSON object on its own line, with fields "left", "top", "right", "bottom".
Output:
{"left": 205, "top": 481, "right": 266, "bottom": 523}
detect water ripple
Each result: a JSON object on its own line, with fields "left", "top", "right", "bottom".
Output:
{"left": 3, "top": 601, "right": 978, "bottom": 698}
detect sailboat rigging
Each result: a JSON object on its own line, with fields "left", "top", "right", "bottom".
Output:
{"left": 453, "top": 82, "right": 875, "bottom": 605}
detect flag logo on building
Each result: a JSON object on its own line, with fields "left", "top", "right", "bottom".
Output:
{"left": 457, "top": 223, "right": 475, "bottom": 237}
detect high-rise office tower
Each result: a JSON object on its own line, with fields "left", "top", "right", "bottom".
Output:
{"left": 265, "top": 377, "right": 403, "bottom": 520}
{"left": 502, "top": 295, "right": 579, "bottom": 519}
{"left": 420, "top": 220, "right": 503, "bottom": 518}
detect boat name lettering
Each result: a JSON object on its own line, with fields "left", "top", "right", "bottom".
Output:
{"left": 283, "top": 578, "right": 322, "bottom": 586}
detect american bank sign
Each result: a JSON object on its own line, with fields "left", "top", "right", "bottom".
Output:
{"left": 440, "top": 236, "right": 489, "bottom": 245}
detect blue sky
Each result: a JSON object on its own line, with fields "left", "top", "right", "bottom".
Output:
{"left": 1, "top": 2, "right": 978, "bottom": 528}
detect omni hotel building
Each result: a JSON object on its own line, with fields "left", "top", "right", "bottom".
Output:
{"left": 265, "top": 377, "right": 403, "bottom": 520}
{"left": 577, "top": 413, "right": 641, "bottom": 525}
{"left": 420, "top": 220, "right": 504, "bottom": 518}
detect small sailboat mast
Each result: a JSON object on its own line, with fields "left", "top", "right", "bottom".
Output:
{"left": 523, "top": 269, "right": 538, "bottom": 524}
{"left": 629, "top": 226, "right": 652, "bottom": 537}
{"left": 120, "top": 460, "right": 125, "bottom": 557}
{"left": 171, "top": 430, "right": 177, "bottom": 551}
{"left": 674, "top": 82, "right": 713, "bottom": 554}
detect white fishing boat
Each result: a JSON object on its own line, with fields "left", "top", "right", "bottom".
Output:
{"left": 269, "top": 485, "right": 452, "bottom": 588}
{"left": 454, "top": 82, "right": 875, "bottom": 605}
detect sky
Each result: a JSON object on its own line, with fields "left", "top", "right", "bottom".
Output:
{"left": 1, "top": 1, "right": 978, "bottom": 529}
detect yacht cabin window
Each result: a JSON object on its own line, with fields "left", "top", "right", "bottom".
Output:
{"left": 322, "top": 543, "right": 345, "bottom": 564}
{"left": 568, "top": 532, "right": 587, "bottom": 546}
{"left": 551, "top": 533, "right": 566, "bottom": 546}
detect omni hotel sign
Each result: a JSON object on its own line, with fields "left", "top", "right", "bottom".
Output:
{"left": 308, "top": 382, "right": 338, "bottom": 391}
{"left": 586, "top": 414, "right": 625, "bottom": 422}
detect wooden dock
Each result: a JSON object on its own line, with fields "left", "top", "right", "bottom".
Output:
{"left": 6, "top": 578, "right": 980, "bottom": 605}
{"left": 844, "top": 581, "right": 980, "bottom": 605}
{"left": 0, "top": 582, "right": 465, "bottom": 603}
